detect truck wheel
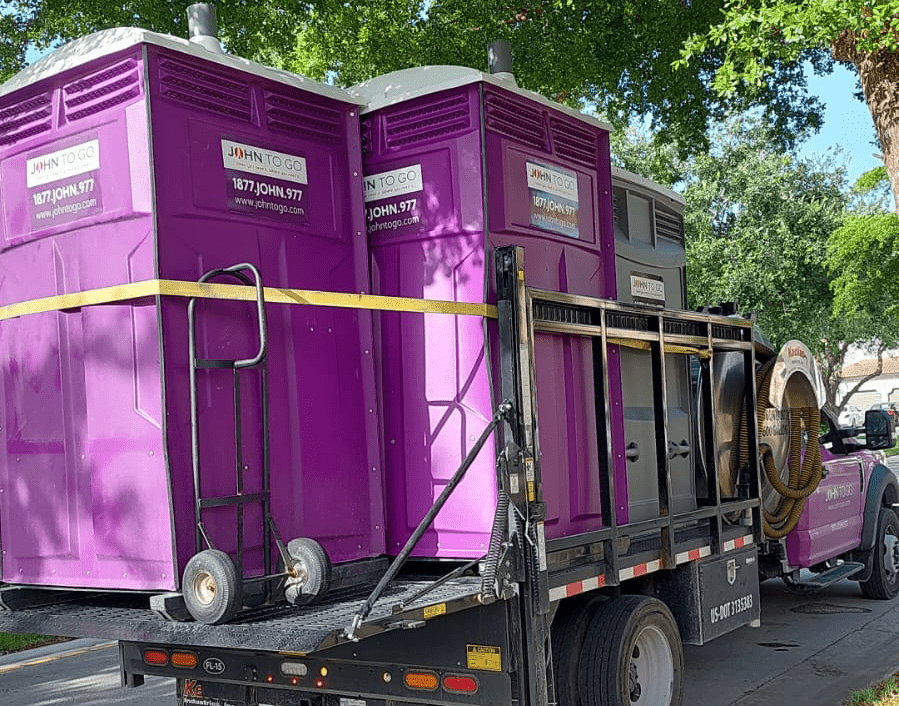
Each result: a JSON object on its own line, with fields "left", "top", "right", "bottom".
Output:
{"left": 860, "top": 508, "right": 899, "bottom": 600}
{"left": 579, "top": 595, "right": 683, "bottom": 706}
{"left": 283, "top": 538, "right": 331, "bottom": 606}
{"left": 551, "top": 594, "right": 606, "bottom": 705}
{"left": 182, "top": 550, "right": 242, "bottom": 625}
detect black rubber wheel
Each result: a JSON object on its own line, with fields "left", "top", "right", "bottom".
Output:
{"left": 860, "top": 508, "right": 899, "bottom": 600}
{"left": 552, "top": 594, "right": 607, "bottom": 705}
{"left": 578, "top": 595, "right": 684, "bottom": 706}
{"left": 182, "top": 549, "right": 242, "bottom": 625}
{"left": 283, "top": 538, "right": 331, "bottom": 606}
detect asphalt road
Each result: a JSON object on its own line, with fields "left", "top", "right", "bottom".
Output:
{"left": 685, "top": 575, "right": 899, "bottom": 705}
{"left": 0, "top": 639, "right": 173, "bottom": 704}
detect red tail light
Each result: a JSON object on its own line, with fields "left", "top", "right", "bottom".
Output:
{"left": 143, "top": 649, "right": 169, "bottom": 666}
{"left": 443, "top": 674, "right": 479, "bottom": 693}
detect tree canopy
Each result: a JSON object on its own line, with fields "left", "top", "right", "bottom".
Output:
{"left": 679, "top": 0, "right": 899, "bottom": 210}
{"left": 681, "top": 118, "right": 847, "bottom": 350}
{"left": 1, "top": 0, "right": 827, "bottom": 160}
{"left": 613, "top": 117, "right": 899, "bottom": 410}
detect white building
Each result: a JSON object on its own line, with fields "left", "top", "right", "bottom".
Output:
{"left": 838, "top": 356, "right": 899, "bottom": 409}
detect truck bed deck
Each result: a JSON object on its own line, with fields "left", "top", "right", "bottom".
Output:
{"left": 0, "top": 576, "right": 484, "bottom": 654}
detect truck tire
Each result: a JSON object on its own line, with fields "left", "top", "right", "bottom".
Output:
{"left": 551, "top": 594, "right": 606, "bottom": 705}
{"left": 578, "top": 595, "right": 683, "bottom": 706}
{"left": 182, "top": 549, "right": 242, "bottom": 625}
{"left": 860, "top": 508, "right": 899, "bottom": 600}
{"left": 283, "top": 538, "right": 331, "bottom": 606}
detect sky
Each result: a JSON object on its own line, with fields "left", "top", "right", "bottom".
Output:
{"left": 802, "top": 61, "right": 880, "bottom": 186}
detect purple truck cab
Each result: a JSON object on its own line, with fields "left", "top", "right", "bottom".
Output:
{"left": 785, "top": 420, "right": 875, "bottom": 567}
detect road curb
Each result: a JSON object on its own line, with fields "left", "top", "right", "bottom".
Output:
{"left": 0, "top": 638, "right": 114, "bottom": 669}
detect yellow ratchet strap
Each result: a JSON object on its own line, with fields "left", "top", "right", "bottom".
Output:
{"left": 0, "top": 279, "right": 498, "bottom": 322}
{"left": 606, "top": 337, "right": 711, "bottom": 358}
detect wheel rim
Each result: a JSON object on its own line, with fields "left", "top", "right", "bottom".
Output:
{"left": 192, "top": 570, "right": 218, "bottom": 607}
{"left": 628, "top": 625, "right": 674, "bottom": 705}
{"left": 292, "top": 559, "right": 309, "bottom": 584}
{"left": 883, "top": 527, "right": 899, "bottom": 584}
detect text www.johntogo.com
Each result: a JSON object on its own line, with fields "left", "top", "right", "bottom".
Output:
{"left": 234, "top": 195, "right": 306, "bottom": 217}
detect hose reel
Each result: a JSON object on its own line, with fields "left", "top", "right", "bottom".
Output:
{"left": 738, "top": 341, "right": 825, "bottom": 539}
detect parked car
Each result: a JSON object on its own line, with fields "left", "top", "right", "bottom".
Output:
{"left": 838, "top": 404, "right": 863, "bottom": 428}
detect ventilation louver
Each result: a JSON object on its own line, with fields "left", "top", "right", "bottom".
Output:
{"left": 655, "top": 207, "right": 684, "bottom": 242}
{"left": 549, "top": 116, "right": 597, "bottom": 167}
{"left": 360, "top": 118, "right": 373, "bottom": 154}
{"left": 64, "top": 59, "right": 141, "bottom": 121}
{"left": 534, "top": 302, "right": 594, "bottom": 326}
{"left": 157, "top": 57, "right": 252, "bottom": 123}
{"left": 712, "top": 324, "right": 743, "bottom": 342}
{"left": 484, "top": 91, "right": 547, "bottom": 150}
{"left": 607, "top": 312, "right": 652, "bottom": 332}
{"left": 663, "top": 320, "right": 703, "bottom": 338}
{"left": 384, "top": 91, "right": 471, "bottom": 149}
{"left": 0, "top": 92, "right": 52, "bottom": 147}
{"left": 264, "top": 91, "right": 343, "bottom": 145}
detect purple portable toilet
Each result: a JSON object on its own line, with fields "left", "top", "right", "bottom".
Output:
{"left": 351, "top": 66, "right": 626, "bottom": 558}
{"left": 0, "top": 23, "right": 383, "bottom": 619}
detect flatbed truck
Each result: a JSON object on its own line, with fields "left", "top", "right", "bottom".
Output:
{"left": 0, "top": 246, "right": 895, "bottom": 706}
{"left": 0, "top": 9, "right": 896, "bottom": 704}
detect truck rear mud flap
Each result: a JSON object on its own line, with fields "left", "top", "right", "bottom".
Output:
{"left": 658, "top": 545, "right": 761, "bottom": 645}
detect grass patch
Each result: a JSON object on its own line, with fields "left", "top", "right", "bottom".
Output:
{"left": 0, "top": 632, "right": 69, "bottom": 655}
{"left": 846, "top": 672, "right": 899, "bottom": 705}
{"left": 885, "top": 437, "right": 899, "bottom": 457}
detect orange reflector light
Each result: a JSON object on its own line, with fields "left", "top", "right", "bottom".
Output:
{"left": 170, "top": 652, "right": 197, "bottom": 669}
{"left": 443, "top": 674, "right": 479, "bottom": 693}
{"left": 404, "top": 672, "right": 439, "bottom": 690}
{"left": 143, "top": 649, "right": 169, "bottom": 666}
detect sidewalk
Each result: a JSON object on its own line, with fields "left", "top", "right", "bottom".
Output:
{"left": 887, "top": 454, "right": 899, "bottom": 477}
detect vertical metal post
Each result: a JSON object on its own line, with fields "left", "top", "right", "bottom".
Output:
{"left": 650, "top": 313, "right": 675, "bottom": 568}
{"left": 261, "top": 363, "right": 272, "bottom": 576}
{"left": 596, "top": 308, "right": 619, "bottom": 582}
{"left": 234, "top": 368, "right": 244, "bottom": 576}
{"left": 705, "top": 322, "right": 723, "bottom": 552}
{"left": 744, "top": 327, "right": 763, "bottom": 544}
{"left": 495, "top": 245, "right": 551, "bottom": 706}
{"left": 188, "top": 296, "right": 204, "bottom": 555}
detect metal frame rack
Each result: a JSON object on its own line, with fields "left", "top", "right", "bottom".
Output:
{"left": 0, "top": 246, "right": 766, "bottom": 706}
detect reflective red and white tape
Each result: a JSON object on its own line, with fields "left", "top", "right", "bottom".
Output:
{"left": 548, "top": 534, "right": 754, "bottom": 603}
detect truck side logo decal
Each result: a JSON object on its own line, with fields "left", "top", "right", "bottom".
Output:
{"left": 203, "top": 657, "right": 226, "bottom": 675}
{"left": 183, "top": 680, "right": 203, "bottom": 697}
